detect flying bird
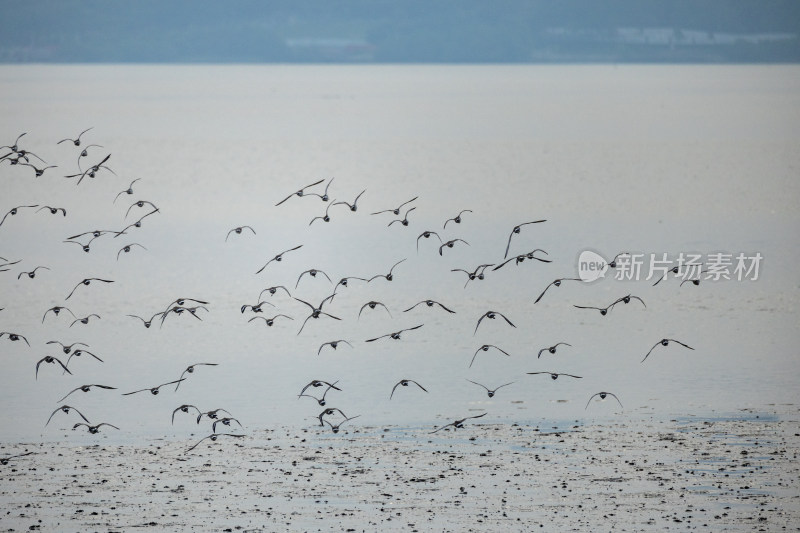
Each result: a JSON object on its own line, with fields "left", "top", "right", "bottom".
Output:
{"left": 294, "top": 294, "right": 340, "bottom": 335}
{"left": 258, "top": 285, "right": 292, "bottom": 299}
{"left": 296, "top": 268, "right": 332, "bottom": 288}
{"left": 123, "top": 379, "right": 185, "bottom": 396}
{"left": 534, "top": 278, "right": 583, "bottom": 304}
{"left": 1, "top": 132, "right": 26, "bottom": 152}
{"left": 430, "top": 412, "right": 487, "bottom": 434}
{"left": 46, "top": 405, "right": 90, "bottom": 427}
{"left": 299, "top": 380, "right": 342, "bottom": 397}
{"left": 365, "top": 324, "right": 424, "bottom": 343}
{"left": 585, "top": 392, "right": 623, "bottom": 410}
{"left": 493, "top": 249, "right": 551, "bottom": 271}
{"left": 172, "top": 404, "right": 201, "bottom": 424}
{"left": 610, "top": 294, "right": 647, "bottom": 308}
{"left": 390, "top": 379, "right": 428, "bottom": 399}
{"left": 438, "top": 239, "right": 470, "bottom": 256}
{"left": 526, "top": 372, "right": 583, "bottom": 380}
{"left": 332, "top": 189, "right": 365, "bottom": 212}
{"left": 196, "top": 408, "right": 233, "bottom": 424}
{"left": 57, "top": 127, "right": 93, "bottom": 147}
{"left": 322, "top": 415, "right": 360, "bottom": 434}
{"left": 0, "top": 331, "right": 30, "bottom": 346}
{"left": 298, "top": 382, "right": 339, "bottom": 407}
{"left": 248, "top": 314, "right": 293, "bottom": 327}
{"left": 537, "top": 342, "right": 572, "bottom": 358}
{"left": 226, "top": 225, "right": 256, "bottom": 241}
{"left": 317, "top": 339, "right": 353, "bottom": 356}
{"left": 65, "top": 348, "right": 104, "bottom": 367}
{"left": 65, "top": 278, "right": 114, "bottom": 300}
{"left": 309, "top": 201, "right": 336, "bottom": 225}
{"left": 125, "top": 200, "right": 158, "bottom": 219}
{"left": 469, "top": 344, "right": 509, "bottom": 368}
{"left": 388, "top": 206, "right": 416, "bottom": 227}
{"left": 1, "top": 205, "right": 39, "bottom": 227}
{"left": 416, "top": 230, "right": 442, "bottom": 252}
{"left": 46, "top": 340, "right": 88, "bottom": 354}
{"left": 113, "top": 178, "right": 141, "bottom": 203}
{"left": 116, "top": 208, "right": 159, "bottom": 235}
{"left": 176, "top": 363, "right": 219, "bottom": 390}
{"left": 42, "top": 306, "right": 76, "bottom": 323}
{"left": 63, "top": 237, "right": 99, "bottom": 253}
{"left": 652, "top": 266, "right": 681, "bottom": 286}
{"left": 466, "top": 379, "right": 514, "bottom": 398}
{"left": 57, "top": 384, "right": 117, "bottom": 403}
{"left": 443, "top": 209, "right": 472, "bottom": 229}
{"left": 240, "top": 300, "right": 276, "bottom": 314}
{"left": 35, "top": 356, "right": 72, "bottom": 379}
{"left": 451, "top": 264, "right": 493, "bottom": 287}
{"left": 117, "top": 243, "right": 147, "bottom": 260}
{"left": 159, "top": 305, "right": 208, "bottom": 327}
{"left": 185, "top": 433, "right": 245, "bottom": 454}
{"left": 358, "top": 300, "right": 392, "bottom": 319}
{"left": 36, "top": 205, "right": 67, "bottom": 216}
{"left": 304, "top": 177, "right": 334, "bottom": 202}
{"left": 76, "top": 144, "right": 104, "bottom": 170}
{"left": 641, "top": 338, "right": 694, "bottom": 363}
{"left": 403, "top": 299, "right": 455, "bottom": 314}
{"left": 212, "top": 417, "right": 242, "bottom": 433}
{"left": 503, "top": 219, "right": 547, "bottom": 258}
{"left": 275, "top": 179, "right": 325, "bottom": 206}
{"left": 317, "top": 407, "right": 349, "bottom": 426}
{"left": 126, "top": 312, "right": 165, "bottom": 328}
{"left": 69, "top": 314, "right": 100, "bottom": 327}
{"left": 21, "top": 163, "right": 58, "bottom": 177}
{"left": 371, "top": 196, "right": 418, "bottom": 216}
{"left": 368, "top": 258, "right": 406, "bottom": 282}
{"left": 255, "top": 245, "right": 303, "bottom": 274}
{"left": 72, "top": 422, "right": 119, "bottom": 434}
{"left": 474, "top": 310, "right": 515, "bottom": 335}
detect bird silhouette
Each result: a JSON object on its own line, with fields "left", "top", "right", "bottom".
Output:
{"left": 527, "top": 372, "right": 582, "bottom": 380}
{"left": 466, "top": 379, "right": 514, "bottom": 398}
{"left": 469, "top": 344, "right": 509, "bottom": 368}
{"left": 57, "top": 384, "right": 117, "bottom": 403}
{"left": 371, "top": 196, "right": 418, "bottom": 216}
{"left": 503, "top": 220, "right": 547, "bottom": 258}
{"left": 585, "top": 392, "right": 623, "bottom": 410}
{"left": 123, "top": 379, "right": 185, "bottom": 396}
{"left": 443, "top": 209, "right": 472, "bottom": 229}
{"left": 176, "top": 363, "right": 219, "bottom": 390}
{"left": 255, "top": 245, "right": 303, "bottom": 274}
{"left": 641, "top": 338, "right": 694, "bottom": 363}
{"left": 430, "top": 412, "right": 487, "bottom": 434}
{"left": 57, "top": 127, "right": 93, "bottom": 147}
{"left": 365, "top": 324, "right": 424, "bottom": 342}
{"left": 275, "top": 179, "right": 325, "bottom": 206}
{"left": 46, "top": 405, "right": 90, "bottom": 427}
{"left": 226, "top": 225, "right": 256, "bottom": 241}
{"left": 474, "top": 311, "right": 515, "bottom": 335}
{"left": 537, "top": 342, "right": 572, "bottom": 358}
{"left": 390, "top": 379, "right": 428, "bottom": 399}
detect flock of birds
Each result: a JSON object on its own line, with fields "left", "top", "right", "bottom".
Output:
{"left": 1, "top": 128, "right": 698, "bottom": 459}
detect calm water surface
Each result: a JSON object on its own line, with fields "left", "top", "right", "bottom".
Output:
{"left": 0, "top": 65, "right": 798, "bottom": 444}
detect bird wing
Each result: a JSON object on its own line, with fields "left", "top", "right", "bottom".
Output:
{"left": 498, "top": 312, "right": 516, "bottom": 328}
{"left": 670, "top": 339, "right": 694, "bottom": 350}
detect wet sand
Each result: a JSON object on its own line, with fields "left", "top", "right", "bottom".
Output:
{"left": 2, "top": 410, "right": 798, "bottom": 532}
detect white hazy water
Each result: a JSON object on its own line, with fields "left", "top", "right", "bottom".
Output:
{"left": 0, "top": 64, "right": 798, "bottom": 444}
